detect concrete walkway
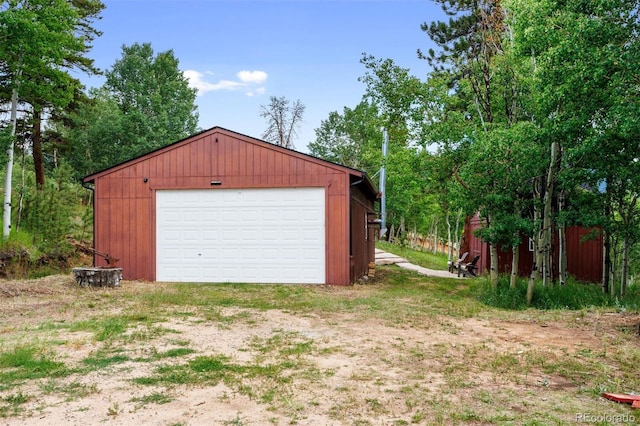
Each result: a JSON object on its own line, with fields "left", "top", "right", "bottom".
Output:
{"left": 375, "top": 249, "right": 464, "bottom": 279}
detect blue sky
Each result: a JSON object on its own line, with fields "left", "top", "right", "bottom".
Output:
{"left": 82, "top": 0, "right": 444, "bottom": 152}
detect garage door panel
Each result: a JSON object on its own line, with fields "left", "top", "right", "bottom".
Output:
{"left": 261, "top": 209, "right": 280, "bottom": 222}
{"left": 221, "top": 230, "right": 238, "bottom": 241}
{"left": 202, "top": 230, "right": 219, "bottom": 240}
{"left": 202, "top": 214, "right": 219, "bottom": 223}
{"left": 156, "top": 188, "right": 325, "bottom": 283}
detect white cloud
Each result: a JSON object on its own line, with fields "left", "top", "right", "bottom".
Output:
{"left": 185, "top": 69, "right": 268, "bottom": 96}
{"left": 237, "top": 70, "right": 268, "bottom": 84}
{"left": 184, "top": 70, "right": 244, "bottom": 95}
{"left": 246, "top": 87, "right": 266, "bottom": 97}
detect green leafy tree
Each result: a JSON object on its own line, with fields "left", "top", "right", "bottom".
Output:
{"left": 58, "top": 88, "right": 126, "bottom": 178}
{"left": 359, "top": 54, "right": 429, "bottom": 145}
{"left": 104, "top": 42, "right": 199, "bottom": 159}
{"left": 357, "top": 55, "right": 440, "bottom": 238}
{"left": 420, "top": 0, "right": 528, "bottom": 285}
{"left": 510, "top": 0, "right": 640, "bottom": 293}
{"left": 309, "top": 101, "right": 381, "bottom": 170}
{"left": 0, "top": 0, "right": 103, "bottom": 238}
{"left": 419, "top": 0, "right": 508, "bottom": 128}
{"left": 59, "top": 43, "right": 200, "bottom": 175}
{"left": 454, "top": 123, "right": 542, "bottom": 289}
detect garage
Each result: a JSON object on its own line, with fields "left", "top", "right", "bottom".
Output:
{"left": 156, "top": 187, "right": 325, "bottom": 283}
{"left": 83, "top": 126, "right": 377, "bottom": 285}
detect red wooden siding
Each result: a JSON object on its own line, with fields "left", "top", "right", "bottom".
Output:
{"left": 467, "top": 214, "right": 603, "bottom": 282}
{"left": 350, "top": 183, "right": 376, "bottom": 282}
{"left": 85, "top": 128, "right": 375, "bottom": 285}
{"left": 565, "top": 227, "right": 603, "bottom": 282}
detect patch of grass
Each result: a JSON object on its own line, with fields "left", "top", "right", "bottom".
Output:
{"left": 69, "top": 317, "right": 129, "bottom": 341}
{"left": 130, "top": 391, "right": 173, "bottom": 406}
{"left": 189, "top": 354, "right": 245, "bottom": 375}
{"left": 133, "top": 354, "right": 246, "bottom": 387}
{"left": 132, "top": 332, "right": 320, "bottom": 418}
{"left": 252, "top": 330, "right": 315, "bottom": 359}
{"left": 67, "top": 314, "right": 175, "bottom": 345}
{"left": 126, "top": 324, "right": 178, "bottom": 342}
{"left": 491, "top": 353, "right": 521, "bottom": 375}
{"left": 376, "top": 241, "right": 449, "bottom": 270}
{"left": 0, "top": 345, "right": 69, "bottom": 388}
{"left": 222, "top": 414, "right": 247, "bottom": 426}
{"left": 202, "top": 307, "right": 254, "bottom": 326}
{"left": 0, "top": 392, "right": 31, "bottom": 417}
{"left": 154, "top": 347, "right": 196, "bottom": 359}
{"left": 40, "top": 380, "right": 98, "bottom": 400}
{"left": 82, "top": 352, "right": 130, "bottom": 370}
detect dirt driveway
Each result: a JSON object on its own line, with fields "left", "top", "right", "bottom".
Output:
{"left": 1, "top": 274, "right": 639, "bottom": 425}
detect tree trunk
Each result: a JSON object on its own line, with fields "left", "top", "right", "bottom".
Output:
{"left": 490, "top": 242, "right": 499, "bottom": 287}
{"left": 432, "top": 217, "right": 439, "bottom": 255}
{"left": 33, "top": 108, "right": 46, "bottom": 189}
{"left": 510, "top": 245, "right": 519, "bottom": 288}
{"left": 618, "top": 194, "right": 637, "bottom": 297}
{"left": 446, "top": 213, "right": 453, "bottom": 261}
{"left": 542, "top": 141, "right": 560, "bottom": 287}
{"left": 558, "top": 191, "right": 567, "bottom": 285}
{"left": 527, "top": 232, "right": 538, "bottom": 305}
{"left": 602, "top": 201, "right": 611, "bottom": 294}
{"left": 611, "top": 234, "right": 619, "bottom": 297}
{"left": 527, "top": 177, "right": 542, "bottom": 305}
{"left": 3, "top": 88, "right": 18, "bottom": 239}
{"left": 454, "top": 209, "right": 462, "bottom": 258}
{"left": 412, "top": 225, "right": 418, "bottom": 250}
{"left": 16, "top": 150, "right": 26, "bottom": 231}
{"left": 621, "top": 237, "right": 629, "bottom": 297}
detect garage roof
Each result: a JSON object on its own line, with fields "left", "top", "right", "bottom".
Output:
{"left": 83, "top": 126, "right": 378, "bottom": 198}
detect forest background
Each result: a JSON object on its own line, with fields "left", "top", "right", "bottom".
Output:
{"left": 1, "top": 0, "right": 639, "bottom": 305}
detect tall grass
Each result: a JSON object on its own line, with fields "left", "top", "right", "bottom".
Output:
{"left": 476, "top": 275, "right": 640, "bottom": 311}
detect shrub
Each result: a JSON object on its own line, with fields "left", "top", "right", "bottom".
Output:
{"left": 20, "top": 163, "right": 79, "bottom": 254}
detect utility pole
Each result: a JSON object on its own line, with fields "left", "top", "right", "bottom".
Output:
{"left": 379, "top": 127, "right": 388, "bottom": 238}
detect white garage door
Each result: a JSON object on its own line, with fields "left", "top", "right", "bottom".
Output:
{"left": 156, "top": 188, "right": 326, "bottom": 283}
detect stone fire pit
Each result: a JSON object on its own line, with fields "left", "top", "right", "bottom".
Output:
{"left": 72, "top": 267, "right": 123, "bottom": 287}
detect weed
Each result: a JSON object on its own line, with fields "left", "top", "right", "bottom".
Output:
{"left": 155, "top": 347, "right": 196, "bottom": 359}
{"left": 40, "top": 380, "right": 98, "bottom": 399}
{"left": 82, "top": 352, "right": 130, "bottom": 370}
{"left": 107, "top": 402, "right": 119, "bottom": 416}
{"left": 130, "top": 391, "right": 172, "bottom": 406}
{"left": 0, "top": 392, "right": 30, "bottom": 417}
{"left": 365, "top": 398, "right": 386, "bottom": 414}
{"left": 3, "top": 392, "right": 30, "bottom": 405}
{"left": 222, "top": 414, "right": 246, "bottom": 425}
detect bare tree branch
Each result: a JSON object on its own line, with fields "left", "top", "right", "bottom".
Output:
{"left": 259, "top": 96, "right": 305, "bottom": 149}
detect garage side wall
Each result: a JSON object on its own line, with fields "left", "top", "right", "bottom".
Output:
{"left": 91, "top": 130, "right": 352, "bottom": 284}
{"left": 350, "top": 185, "right": 376, "bottom": 282}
